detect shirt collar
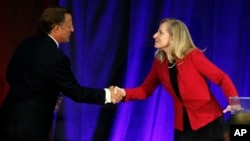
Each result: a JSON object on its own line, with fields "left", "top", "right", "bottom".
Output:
{"left": 48, "top": 34, "right": 59, "bottom": 48}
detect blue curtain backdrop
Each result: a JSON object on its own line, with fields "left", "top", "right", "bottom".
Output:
{"left": 54, "top": 0, "right": 250, "bottom": 141}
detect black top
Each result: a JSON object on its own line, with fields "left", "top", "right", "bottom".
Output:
{"left": 168, "top": 63, "right": 192, "bottom": 131}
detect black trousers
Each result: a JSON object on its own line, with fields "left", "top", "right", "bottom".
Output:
{"left": 0, "top": 134, "right": 27, "bottom": 141}
{"left": 174, "top": 115, "right": 225, "bottom": 141}
{"left": 0, "top": 133, "right": 50, "bottom": 141}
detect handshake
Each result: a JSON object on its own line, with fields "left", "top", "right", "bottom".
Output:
{"left": 108, "top": 86, "right": 126, "bottom": 104}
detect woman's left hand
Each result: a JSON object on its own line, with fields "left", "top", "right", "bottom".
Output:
{"left": 223, "top": 104, "right": 243, "bottom": 113}
{"left": 223, "top": 105, "right": 232, "bottom": 113}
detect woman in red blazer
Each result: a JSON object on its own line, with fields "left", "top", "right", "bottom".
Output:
{"left": 116, "top": 18, "right": 239, "bottom": 141}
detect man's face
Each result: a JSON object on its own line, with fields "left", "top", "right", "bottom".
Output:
{"left": 57, "top": 13, "right": 74, "bottom": 43}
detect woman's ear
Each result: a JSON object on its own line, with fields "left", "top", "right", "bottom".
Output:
{"left": 169, "top": 36, "right": 173, "bottom": 44}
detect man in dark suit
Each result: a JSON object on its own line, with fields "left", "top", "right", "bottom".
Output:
{"left": 0, "top": 7, "right": 123, "bottom": 141}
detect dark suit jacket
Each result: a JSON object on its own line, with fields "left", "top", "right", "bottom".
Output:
{"left": 0, "top": 34, "right": 106, "bottom": 141}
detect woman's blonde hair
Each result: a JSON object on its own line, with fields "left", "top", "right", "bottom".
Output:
{"left": 155, "top": 18, "right": 197, "bottom": 63}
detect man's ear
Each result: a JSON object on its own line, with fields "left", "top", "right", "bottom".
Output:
{"left": 53, "top": 25, "right": 61, "bottom": 33}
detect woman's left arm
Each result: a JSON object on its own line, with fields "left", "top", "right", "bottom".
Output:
{"left": 190, "top": 50, "right": 239, "bottom": 99}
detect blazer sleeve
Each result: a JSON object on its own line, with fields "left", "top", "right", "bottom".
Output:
{"left": 190, "top": 50, "right": 239, "bottom": 100}
{"left": 51, "top": 55, "right": 106, "bottom": 105}
{"left": 125, "top": 60, "right": 160, "bottom": 101}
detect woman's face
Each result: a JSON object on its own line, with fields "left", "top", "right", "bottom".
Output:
{"left": 153, "top": 22, "right": 172, "bottom": 50}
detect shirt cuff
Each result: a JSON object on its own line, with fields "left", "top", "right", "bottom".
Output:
{"left": 104, "top": 88, "right": 111, "bottom": 104}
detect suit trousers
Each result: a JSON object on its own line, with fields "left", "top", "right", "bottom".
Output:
{"left": 0, "top": 134, "right": 27, "bottom": 141}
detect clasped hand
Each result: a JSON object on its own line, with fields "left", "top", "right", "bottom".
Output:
{"left": 108, "top": 86, "right": 126, "bottom": 104}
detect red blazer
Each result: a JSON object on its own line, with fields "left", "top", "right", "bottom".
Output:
{"left": 125, "top": 49, "right": 238, "bottom": 131}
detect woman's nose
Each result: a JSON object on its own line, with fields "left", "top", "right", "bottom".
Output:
{"left": 153, "top": 33, "right": 157, "bottom": 38}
